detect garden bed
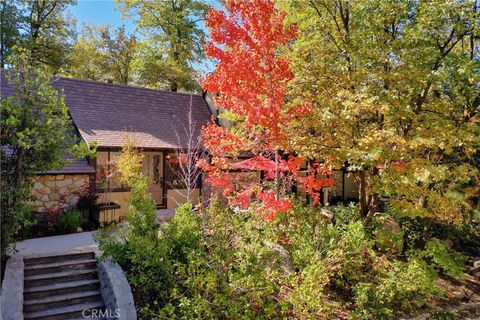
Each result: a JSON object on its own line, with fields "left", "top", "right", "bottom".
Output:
{"left": 98, "top": 202, "right": 122, "bottom": 224}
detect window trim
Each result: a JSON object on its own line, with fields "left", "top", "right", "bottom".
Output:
{"left": 95, "top": 150, "right": 130, "bottom": 193}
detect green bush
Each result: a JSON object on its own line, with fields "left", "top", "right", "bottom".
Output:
{"left": 387, "top": 205, "right": 480, "bottom": 256}
{"left": 101, "top": 200, "right": 469, "bottom": 319}
{"left": 353, "top": 258, "right": 438, "bottom": 319}
{"left": 126, "top": 175, "right": 158, "bottom": 239}
{"left": 410, "top": 240, "right": 466, "bottom": 279}
{"left": 58, "top": 209, "right": 83, "bottom": 234}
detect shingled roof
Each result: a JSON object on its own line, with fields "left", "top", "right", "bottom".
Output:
{"left": 39, "top": 158, "right": 95, "bottom": 175}
{"left": 1, "top": 146, "right": 95, "bottom": 175}
{"left": 1, "top": 72, "right": 212, "bottom": 149}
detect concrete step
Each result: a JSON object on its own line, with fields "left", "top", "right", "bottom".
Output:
{"left": 24, "top": 252, "right": 95, "bottom": 266}
{"left": 24, "top": 290, "right": 102, "bottom": 313}
{"left": 24, "top": 269, "right": 98, "bottom": 287}
{"left": 24, "top": 258, "right": 98, "bottom": 276}
{"left": 24, "top": 279, "right": 101, "bottom": 299}
{"left": 24, "top": 300, "right": 105, "bottom": 320}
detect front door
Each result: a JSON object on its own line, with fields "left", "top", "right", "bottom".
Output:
{"left": 142, "top": 152, "right": 164, "bottom": 206}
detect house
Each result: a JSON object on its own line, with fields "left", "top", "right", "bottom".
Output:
{"left": 1, "top": 74, "right": 212, "bottom": 221}
{"left": 2, "top": 73, "right": 359, "bottom": 223}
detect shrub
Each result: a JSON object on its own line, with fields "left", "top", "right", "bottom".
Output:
{"left": 373, "top": 215, "right": 404, "bottom": 255}
{"left": 126, "top": 175, "right": 157, "bottom": 239}
{"left": 353, "top": 258, "right": 438, "bottom": 319}
{"left": 117, "top": 137, "right": 143, "bottom": 187}
{"left": 58, "top": 209, "right": 83, "bottom": 234}
{"left": 333, "top": 202, "right": 361, "bottom": 226}
{"left": 101, "top": 200, "right": 468, "bottom": 319}
{"left": 287, "top": 259, "right": 334, "bottom": 319}
{"left": 29, "top": 206, "right": 63, "bottom": 237}
{"left": 1, "top": 180, "right": 35, "bottom": 258}
{"left": 76, "top": 185, "right": 99, "bottom": 224}
{"left": 409, "top": 240, "right": 466, "bottom": 279}
{"left": 387, "top": 204, "right": 480, "bottom": 256}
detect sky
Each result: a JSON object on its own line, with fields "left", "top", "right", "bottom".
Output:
{"left": 68, "top": 0, "right": 216, "bottom": 72}
{"left": 69, "top": 1, "right": 136, "bottom": 34}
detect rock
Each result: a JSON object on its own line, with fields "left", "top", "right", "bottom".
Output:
{"left": 76, "top": 227, "right": 83, "bottom": 233}
{"left": 265, "top": 241, "right": 294, "bottom": 275}
{"left": 56, "top": 178, "right": 73, "bottom": 188}
{"left": 33, "top": 182, "right": 44, "bottom": 190}
{"left": 73, "top": 175, "right": 86, "bottom": 181}
{"left": 40, "top": 195, "right": 49, "bottom": 202}
{"left": 33, "top": 200, "right": 43, "bottom": 207}
{"left": 37, "top": 186, "right": 51, "bottom": 195}
{"left": 44, "top": 180, "right": 56, "bottom": 188}
{"left": 59, "top": 203, "right": 69, "bottom": 209}
{"left": 449, "top": 290, "right": 466, "bottom": 300}
{"left": 319, "top": 207, "right": 333, "bottom": 221}
{"left": 374, "top": 214, "right": 404, "bottom": 255}
{"left": 55, "top": 174, "right": 65, "bottom": 180}
{"left": 49, "top": 193, "right": 60, "bottom": 202}
{"left": 69, "top": 195, "right": 80, "bottom": 206}
{"left": 32, "top": 190, "right": 42, "bottom": 198}
{"left": 58, "top": 187, "right": 69, "bottom": 195}
{"left": 44, "top": 201, "right": 55, "bottom": 209}
{"left": 473, "top": 259, "right": 480, "bottom": 271}
{"left": 74, "top": 178, "right": 87, "bottom": 187}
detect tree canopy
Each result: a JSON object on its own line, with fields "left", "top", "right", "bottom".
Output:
{"left": 65, "top": 25, "right": 138, "bottom": 85}
{"left": 115, "top": 0, "right": 208, "bottom": 91}
{"left": 199, "top": 0, "right": 332, "bottom": 219}
{"left": 0, "top": 0, "right": 77, "bottom": 71}
{"left": 281, "top": 0, "right": 479, "bottom": 223}
{"left": 0, "top": 53, "right": 91, "bottom": 259}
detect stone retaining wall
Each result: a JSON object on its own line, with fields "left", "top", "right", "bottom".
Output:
{"left": 0, "top": 256, "right": 24, "bottom": 320}
{"left": 97, "top": 256, "right": 137, "bottom": 320}
{"left": 31, "top": 174, "right": 90, "bottom": 212}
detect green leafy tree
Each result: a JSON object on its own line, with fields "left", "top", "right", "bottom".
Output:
{"left": 63, "top": 25, "right": 104, "bottom": 82}
{"left": 283, "top": 0, "right": 480, "bottom": 224}
{"left": 65, "top": 25, "right": 138, "bottom": 85}
{"left": 115, "top": 0, "right": 207, "bottom": 91}
{"left": 125, "top": 176, "right": 158, "bottom": 238}
{"left": 1, "top": 53, "right": 90, "bottom": 261}
{"left": 2, "top": 0, "right": 77, "bottom": 71}
{"left": 117, "top": 136, "right": 143, "bottom": 187}
{"left": 0, "top": 1, "right": 21, "bottom": 69}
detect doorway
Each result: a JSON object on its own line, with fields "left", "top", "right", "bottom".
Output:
{"left": 142, "top": 152, "right": 164, "bottom": 206}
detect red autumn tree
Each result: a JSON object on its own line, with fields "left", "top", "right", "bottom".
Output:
{"left": 200, "top": 0, "right": 332, "bottom": 220}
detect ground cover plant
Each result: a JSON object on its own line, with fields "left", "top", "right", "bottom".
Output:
{"left": 101, "top": 199, "right": 480, "bottom": 319}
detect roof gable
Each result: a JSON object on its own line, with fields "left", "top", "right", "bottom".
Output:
{"left": 1, "top": 72, "right": 212, "bottom": 149}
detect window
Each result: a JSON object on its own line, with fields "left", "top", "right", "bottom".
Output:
{"left": 165, "top": 153, "right": 201, "bottom": 190}
{"left": 95, "top": 151, "right": 128, "bottom": 191}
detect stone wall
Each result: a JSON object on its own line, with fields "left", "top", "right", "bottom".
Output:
{"left": 31, "top": 174, "right": 90, "bottom": 212}
{"left": 0, "top": 256, "right": 24, "bottom": 320}
{"left": 97, "top": 256, "right": 137, "bottom": 320}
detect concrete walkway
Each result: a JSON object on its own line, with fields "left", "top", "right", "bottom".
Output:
{"left": 9, "top": 209, "right": 176, "bottom": 257}
{"left": 10, "top": 231, "right": 98, "bottom": 257}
